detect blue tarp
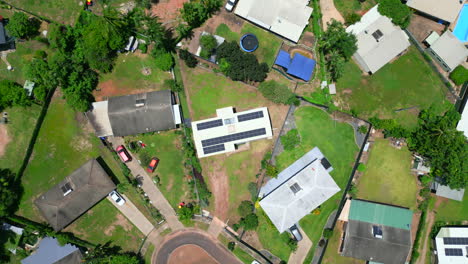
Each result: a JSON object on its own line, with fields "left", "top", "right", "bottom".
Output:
{"left": 287, "top": 53, "right": 316, "bottom": 81}
{"left": 274, "top": 50, "right": 291, "bottom": 69}
{"left": 274, "top": 50, "right": 316, "bottom": 81}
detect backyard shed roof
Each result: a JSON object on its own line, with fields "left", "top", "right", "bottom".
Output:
{"left": 348, "top": 199, "right": 413, "bottom": 230}
{"left": 108, "top": 90, "right": 176, "bottom": 136}
{"left": 434, "top": 183, "right": 465, "bottom": 201}
{"left": 347, "top": 5, "right": 410, "bottom": 73}
{"left": 274, "top": 50, "right": 316, "bottom": 81}
{"left": 234, "top": 0, "right": 312, "bottom": 42}
{"left": 21, "top": 237, "right": 82, "bottom": 264}
{"left": 259, "top": 148, "right": 340, "bottom": 233}
{"left": 406, "top": 0, "right": 464, "bottom": 23}
{"left": 429, "top": 30, "right": 468, "bottom": 72}
{"left": 274, "top": 50, "right": 291, "bottom": 68}
{"left": 35, "top": 159, "right": 116, "bottom": 231}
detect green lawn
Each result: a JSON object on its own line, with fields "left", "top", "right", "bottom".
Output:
{"left": 336, "top": 47, "right": 451, "bottom": 129}
{"left": 215, "top": 23, "right": 282, "bottom": 66}
{"left": 144, "top": 244, "right": 155, "bottom": 264}
{"left": 125, "top": 131, "right": 188, "bottom": 209}
{"left": 0, "top": 105, "right": 41, "bottom": 172}
{"left": 435, "top": 192, "right": 468, "bottom": 222}
{"left": 233, "top": 246, "right": 256, "bottom": 264}
{"left": 17, "top": 96, "right": 144, "bottom": 251}
{"left": 256, "top": 208, "right": 292, "bottom": 261}
{"left": 259, "top": 106, "right": 358, "bottom": 261}
{"left": 333, "top": 0, "right": 377, "bottom": 17}
{"left": 356, "top": 139, "right": 418, "bottom": 209}
{"left": 9, "top": 0, "right": 82, "bottom": 24}
{"left": 98, "top": 54, "right": 172, "bottom": 95}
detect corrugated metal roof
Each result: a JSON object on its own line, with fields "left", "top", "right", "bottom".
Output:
{"left": 349, "top": 200, "right": 413, "bottom": 230}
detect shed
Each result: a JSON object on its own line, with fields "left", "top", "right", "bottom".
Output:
{"left": 424, "top": 31, "right": 440, "bottom": 46}
{"left": 274, "top": 50, "right": 316, "bottom": 81}
{"left": 427, "top": 30, "right": 468, "bottom": 72}
{"left": 23, "top": 80, "right": 35, "bottom": 97}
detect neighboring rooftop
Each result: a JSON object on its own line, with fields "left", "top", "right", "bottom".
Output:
{"left": 341, "top": 199, "right": 413, "bottom": 264}
{"left": 346, "top": 5, "right": 411, "bottom": 73}
{"left": 435, "top": 227, "right": 468, "bottom": 264}
{"left": 457, "top": 94, "right": 468, "bottom": 137}
{"left": 428, "top": 30, "right": 468, "bottom": 72}
{"left": 432, "top": 181, "right": 465, "bottom": 201}
{"left": 191, "top": 107, "right": 273, "bottom": 158}
{"left": 274, "top": 50, "right": 316, "bottom": 81}
{"left": 259, "top": 148, "right": 340, "bottom": 233}
{"left": 35, "top": 159, "right": 116, "bottom": 231}
{"left": 234, "top": 0, "right": 313, "bottom": 42}
{"left": 406, "top": 0, "right": 464, "bottom": 23}
{"left": 87, "top": 90, "right": 181, "bottom": 137}
{"left": 21, "top": 237, "right": 82, "bottom": 264}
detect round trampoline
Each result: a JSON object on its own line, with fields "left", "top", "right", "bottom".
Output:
{"left": 240, "top": 34, "right": 259, "bottom": 52}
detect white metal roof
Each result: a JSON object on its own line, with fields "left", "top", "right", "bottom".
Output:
{"left": 457, "top": 101, "right": 468, "bottom": 138}
{"left": 347, "top": 5, "right": 411, "bottom": 73}
{"left": 406, "top": 0, "right": 464, "bottom": 23}
{"left": 191, "top": 107, "right": 273, "bottom": 158}
{"left": 435, "top": 227, "right": 468, "bottom": 264}
{"left": 425, "top": 31, "right": 440, "bottom": 46}
{"left": 259, "top": 149, "right": 340, "bottom": 233}
{"left": 435, "top": 184, "right": 465, "bottom": 201}
{"left": 87, "top": 101, "right": 113, "bottom": 137}
{"left": 234, "top": 0, "right": 313, "bottom": 42}
{"left": 430, "top": 30, "right": 468, "bottom": 72}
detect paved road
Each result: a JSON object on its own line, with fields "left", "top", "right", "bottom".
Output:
{"left": 107, "top": 194, "right": 155, "bottom": 236}
{"left": 108, "top": 136, "right": 184, "bottom": 231}
{"left": 154, "top": 230, "right": 242, "bottom": 264}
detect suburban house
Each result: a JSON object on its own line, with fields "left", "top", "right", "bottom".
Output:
{"left": 1, "top": 223, "right": 24, "bottom": 255}
{"left": 406, "top": 0, "right": 464, "bottom": 24}
{"left": 274, "top": 50, "right": 316, "bottom": 81}
{"left": 435, "top": 227, "right": 468, "bottom": 264}
{"left": 191, "top": 106, "right": 273, "bottom": 158}
{"left": 234, "top": 0, "right": 313, "bottom": 43}
{"left": 346, "top": 5, "right": 411, "bottom": 74}
{"left": 259, "top": 148, "right": 340, "bottom": 233}
{"left": 0, "top": 17, "right": 15, "bottom": 52}
{"left": 21, "top": 237, "right": 82, "bottom": 264}
{"left": 35, "top": 159, "right": 116, "bottom": 231}
{"left": 338, "top": 199, "right": 413, "bottom": 264}
{"left": 87, "top": 90, "right": 182, "bottom": 137}
{"left": 426, "top": 30, "right": 468, "bottom": 72}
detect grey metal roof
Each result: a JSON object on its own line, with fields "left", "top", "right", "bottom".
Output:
{"left": 406, "top": 0, "right": 464, "bottom": 23}
{"left": 341, "top": 220, "right": 412, "bottom": 264}
{"left": 21, "top": 237, "right": 82, "bottom": 264}
{"left": 435, "top": 184, "right": 465, "bottom": 201}
{"left": 259, "top": 148, "right": 340, "bottom": 233}
{"left": 0, "top": 22, "right": 6, "bottom": 44}
{"left": 429, "top": 31, "right": 468, "bottom": 71}
{"left": 107, "top": 90, "right": 175, "bottom": 136}
{"left": 34, "top": 159, "right": 116, "bottom": 231}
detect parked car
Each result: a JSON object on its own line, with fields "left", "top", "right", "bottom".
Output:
{"left": 116, "top": 145, "right": 132, "bottom": 163}
{"left": 251, "top": 261, "right": 261, "bottom": 264}
{"left": 290, "top": 224, "right": 303, "bottom": 241}
{"left": 147, "top": 157, "right": 160, "bottom": 173}
{"left": 109, "top": 190, "right": 126, "bottom": 206}
{"left": 225, "top": 0, "right": 237, "bottom": 12}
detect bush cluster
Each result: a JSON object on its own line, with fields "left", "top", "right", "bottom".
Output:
{"left": 280, "top": 129, "right": 301, "bottom": 151}
{"left": 258, "top": 80, "right": 298, "bottom": 105}
{"left": 449, "top": 65, "right": 468, "bottom": 85}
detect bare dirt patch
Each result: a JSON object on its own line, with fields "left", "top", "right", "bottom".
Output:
{"left": 168, "top": 244, "right": 219, "bottom": 264}
{"left": 0, "top": 124, "right": 10, "bottom": 158}
{"left": 150, "top": 0, "right": 188, "bottom": 25}
{"left": 104, "top": 214, "right": 134, "bottom": 236}
{"left": 94, "top": 80, "right": 155, "bottom": 101}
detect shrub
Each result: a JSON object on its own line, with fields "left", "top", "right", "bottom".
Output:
{"left": 200, "top": 34, "right": 217, "bottom": 58}
{"left": 280, "top": 129, "right": 301, "bottom": 150}
{"left": 139, "top": 43, "right": 148, "bottom": 54}
{"left": 449, "top": 66, "right": 468, "bottom": 85}
{"left": 345, "top": 13, "right": 361, "bottom": 25}
{"left": 139, "top": 151, "right": 152, "bottom": 166}
{"left": 378, "top": 0, "right": 412, "bottom": 29}
{"left": 348, "top": 183, "right": 357, "bottom": 198}
{"left": 178, "top": 205, "right": 195, "bottom": 221}
{"left": 179, "top": 49, "right": 198, "bottom": 68}
{"left": 265, "top": 163, "right": 278, "bottom": 178}
{"left": 358, "top": 125, "right": 368, "bottom": 134}
{"left": 247, "top": 182, "right": 258, "bottom": 201}
{"left": 117, "top": 183, "right": 130, "bottom": 193}
{"left": 357, "top": 163, "right": 366, "bottom": 172}
{"left": 323, "top": 228, "right": 333, "bottom": 239}
{"left": 151, "top": 48, "right": 174, "bottom": 71}
{"left": 369, "top": 117, "right": 409, "bottom": 138}
{"left": 6, "top": 12, "right": 40, "bottom": 39}
{"left": 240, "top": 213, "right": 258, "bottom": 230}
{"left": 258, "top": 80, "right": 296, "bottom": 105}
{"left": 280, "top": 233, "right": 298, "bottom": 251}
{"left": 164, "top": 79, "right": 182, "bottom": 92}
{"left": 238, "top": 201, "right": 254, "bottom": 217}
{"left": 419, "top": 175, "right": 432, "bottom": 186}
{"left": 227, "top": 242, "right": 235, "bottom": 251}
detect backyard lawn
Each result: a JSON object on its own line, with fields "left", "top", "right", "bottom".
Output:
{"left": 9, "top": 0, "right": 81, "bottom": 24}
{"left": 0, "top": 105, "right": 41, "bottom": 172}
{"left": 435, "top": 192, "right": 468, "bottom": 222}
{"left": 215, "top": 23, "right": 282, "bottom": 66}
{"left": 17, "top": 95, "right": 144, "bottom": 251}
{"left": 334, "top": 0, "right": 377, "bottom": 17}
{"left": 356, "top": 139, "right": 418, "bottom": 209}
{"left": 260, "top": 106, "right": 359, "bottom": 261}
{"left": 125, "top": 131, "right": 188, "bottom": 209}
{"left": 336, "top": 47, "right": 451, "bottom": 129}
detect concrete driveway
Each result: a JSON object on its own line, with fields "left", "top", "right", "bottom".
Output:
{"left": 288, "top": 226, "right": 313, "bottom": 264}
{"left": 107, "top": 194, "right": 154, "bottom": 236}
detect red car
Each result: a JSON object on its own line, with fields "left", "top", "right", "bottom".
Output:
{"left": 116, "top": 145, "right": 132, "bottom": 163}
{"left": 147, "top": 157, "right": 160, "bottom": 173}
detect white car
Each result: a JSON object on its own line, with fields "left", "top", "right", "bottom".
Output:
{"left": 225, "top": 0, "right": 237, "bottom": 12}
{"left": 109, "top": 190, "right": 126, "bottom": 206}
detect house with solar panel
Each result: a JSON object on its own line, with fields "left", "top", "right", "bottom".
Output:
{"left": 191, "top": 106, "right": 273, "bottom": 158}
{"left": 259, "top": 147, "right": 340, "bottom": 233}
{"left": 86, "top": 90, "right": 182, "bottom": 137}
{"left": 435, "top": 227, "right": 468, "bottom": 263}
{"left": 338, "top": 199, "right": 413, "bottom": 264}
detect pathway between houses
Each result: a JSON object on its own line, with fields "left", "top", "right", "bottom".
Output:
{"left": 107, "top": 136, "right": 184, "bottom": 231}
{"left": 320, "top": 0, "right": 345, "bottom": 29}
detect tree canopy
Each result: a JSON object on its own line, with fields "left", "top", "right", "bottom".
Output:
{"left": 0, "top": 80, "right": 31, "bottom": 110}
{"left": 237, "top": 201, "right": 254, "bottom": 217}
{"left": 180, "top": 0, "right": 222, "bottom": 29}
{"left": 0, "top": 169, "right": 21, "bottom": 218}
{"left": 378, "top": 0, "right": 412, "bottom": 29}
{"left": 239, "top": 213, "right": 259, "bottom": 230}
{"left": 5, "top": 12, "right": 40, "bottom": 39}
{"left": 449, "top": 66, "right": 468, "bottom": 85}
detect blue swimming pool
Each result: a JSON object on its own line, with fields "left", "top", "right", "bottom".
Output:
{"left": 454, "top": 4, "right": 468, "bottom": 42}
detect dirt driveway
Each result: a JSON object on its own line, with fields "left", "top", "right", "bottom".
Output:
{"left": 0, "top": 124, "right": 10, "bottom": 157}
{"left": 320, "top": 0, "right": 345, "bottom": 28}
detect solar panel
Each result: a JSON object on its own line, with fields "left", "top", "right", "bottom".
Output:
{"left": 443, "top": 237, "right": 468, "bottom": 245}
{"left": 445, "top": 248, "right": 463, "bottom": 256}
{"left": 373, "top": 226, "right": 383, "bottom": 238}
{"left": 201, "top": 128, "right": 267, "bottom": 147}
{"left": 196, "top": 119, "right": 223, "bottom": 131}
{"left": 372, "top": 29, "right": 384, "bottom": 40}
{"left": 203, "top": 144, "right": 225, "bottom": 155}
{"left": 237, "top": 111, "right": 264, "bottom": 122}
{"left": 290, "top": 183, "right": 302, "bottom": 194}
